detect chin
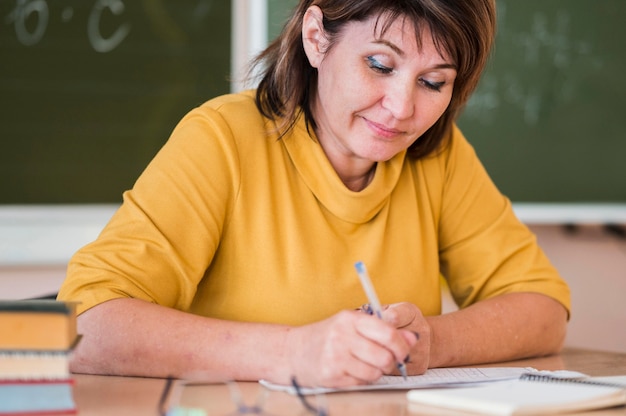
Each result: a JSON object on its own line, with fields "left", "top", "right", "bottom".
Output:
{"left": 366, "top": 148, "right": 404, "bottom": 163}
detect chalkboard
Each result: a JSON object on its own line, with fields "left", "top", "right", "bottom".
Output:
{"left": 1, "top": 0, "right": 625, "bottom": 203}
{"left": 458, "top": 0, "right": 626, "bottom": 202}
{"left": 0, "top": 0, "right": 230, "bottom": 203}
{"left": 268, "top": 0, "right": 297, "bottom": 40}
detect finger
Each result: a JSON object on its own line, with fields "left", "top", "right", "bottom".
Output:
{"left": 349, "top": 330, "right": 399, "bottom": 375}
{"left": 334, "top": 313, "right": 399, "bottom": 377}
{"left": 315, "top": 349, "right": 383, "bottom": 387}
{"left": 318, "top": 367, "right": 379, "bottom": 388}
{"left": 354, "top": 315, "right": 412, "bottom": 365}
{"left": 401, "top": 328, "right": 420, "bottom": 345}
{"left": 399, "top": 329, "right": 420, "bottom": 364}
{"left": 344, "top": 353, "right": 386, "bottom": 383}
{"left": 402, "top": 329, "right": 430, "bottom": 375}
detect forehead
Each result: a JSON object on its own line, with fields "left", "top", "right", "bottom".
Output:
{"left": 336, "top": 12, "right": 423, "bottom": 44}
{"left": 373, "top": 13, "right": 421, "bottom": 41}
{"left": 336, "top": 13, "right": 451, "bottom": 61}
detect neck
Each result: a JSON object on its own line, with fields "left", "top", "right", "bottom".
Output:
{"left": 342, "top": 164, "right": 377, "bottom": 191}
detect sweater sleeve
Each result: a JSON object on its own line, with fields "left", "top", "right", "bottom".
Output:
{"left": 58, "top": 103, "right": 242, "bottom": 315}
{"left": 437, "top": 126, "right": 571, "bottom": 314}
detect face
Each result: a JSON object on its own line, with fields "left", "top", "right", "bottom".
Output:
{"left": 303, "top": 9, "right": 457, "bottom": 168}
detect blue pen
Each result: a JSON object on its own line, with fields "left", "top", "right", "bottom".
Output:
{"left": 354, "top": 261, "right": 408, "bottom": 380}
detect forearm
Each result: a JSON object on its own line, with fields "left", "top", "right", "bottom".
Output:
{"left": 71, "top": 298, "right": 292, "bottom": 382}
{"left": 426, "top": 292, "right": 568, "bottom": 368}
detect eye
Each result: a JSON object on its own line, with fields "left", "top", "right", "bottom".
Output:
{"left": 366, "top": 56, "right": 393, "bottom": 74}
{"left": 419, "top": 77, "right": 445, "bottom": 92}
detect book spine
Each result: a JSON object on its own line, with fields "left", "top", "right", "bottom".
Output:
{"left": 0, "top": 300, "right": 77, "bottom": 314}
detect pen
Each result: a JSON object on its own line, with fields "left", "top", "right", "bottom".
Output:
{"left": 354, "top": 261, "right": 408, "bottom": 380}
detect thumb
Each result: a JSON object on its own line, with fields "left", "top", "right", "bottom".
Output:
{"left": 383, "top": 302, "right": 419, "bottom": 328}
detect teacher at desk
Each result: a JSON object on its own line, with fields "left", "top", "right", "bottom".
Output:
{"left": 58, "top": 0, "right": 570, "bottom": 388}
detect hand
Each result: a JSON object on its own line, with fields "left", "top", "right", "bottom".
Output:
{"left": 285, "top": 310, "right": 418, "bottom": 388}
{"left": 381, "top": 302, "right": 431, "bottom": 375}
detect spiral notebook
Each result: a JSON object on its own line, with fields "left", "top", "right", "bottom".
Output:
{"left": 406, "top": 373, "right": 626, "bottom": 415}
{"left": 260, "top": 367, "right": 585, "bottom": 395}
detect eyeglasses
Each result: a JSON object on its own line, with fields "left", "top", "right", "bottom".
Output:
{"left": 158, "top": 375, "right": 328, "bottom": 416}
{"left": 291, "top": 377, "right": 328, "bottom": 416}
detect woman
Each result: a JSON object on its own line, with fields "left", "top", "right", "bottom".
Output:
{"left": 58, "top": 0, "right": 570, "bottom": 388}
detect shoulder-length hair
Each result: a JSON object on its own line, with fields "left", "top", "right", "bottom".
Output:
{"left": 250, "top": 0, "right": 496, "bottom": 159}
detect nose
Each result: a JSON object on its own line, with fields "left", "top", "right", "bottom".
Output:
{"left": 382, "top": 81, "right": 415, "bottom": 120}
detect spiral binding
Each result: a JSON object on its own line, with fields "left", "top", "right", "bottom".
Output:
{"left": 520, "top": 373, "right": 626, "bottom": 389}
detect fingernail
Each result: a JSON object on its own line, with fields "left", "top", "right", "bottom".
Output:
{"left": 413, "top": 331, "right": 420, "bottom": 340}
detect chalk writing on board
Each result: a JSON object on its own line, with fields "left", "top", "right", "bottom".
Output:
{"left": 4, "top": 0, "right": 130, "bottom": 53}
{"left": 463, "top": 3, "right": 603, "bottom": 126}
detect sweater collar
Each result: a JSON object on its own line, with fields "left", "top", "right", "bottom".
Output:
{"left": 282, "top": 115, "right": 406, "bottom": 224}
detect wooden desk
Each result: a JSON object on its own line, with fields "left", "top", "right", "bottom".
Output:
{"left": 69, "top": 348, "right": 626, "bottom": 415}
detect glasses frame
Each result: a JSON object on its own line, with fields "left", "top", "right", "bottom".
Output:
{"left": 158, "top": 376, "right": 327, "bottom": 416}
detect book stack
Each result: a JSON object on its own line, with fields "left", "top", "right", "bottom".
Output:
{"left": 0, "top": 300, "right": 79, "bottom": 415}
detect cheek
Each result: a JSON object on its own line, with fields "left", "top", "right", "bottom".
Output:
{"left": 423, "top": 95, "right": 452, "bottom": 123}
{"left": 332, "top": 64, "right": 379, "bottom": 103}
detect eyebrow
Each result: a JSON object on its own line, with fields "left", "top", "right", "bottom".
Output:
{"left": 372, "top": 39, "right": 457, "bottom": 71}
{"left": 372, "top": 39, "right": 405, "bottom": 56}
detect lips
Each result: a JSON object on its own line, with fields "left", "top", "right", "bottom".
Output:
{"left": 364, "top": 117, "right": 404, "bottom": 139}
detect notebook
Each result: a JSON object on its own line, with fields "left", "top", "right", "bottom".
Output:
{"left": 260, "top": 367, "right": 584, "bottom": 395}
{"left": 406, "top": 373, "right": 626, "bottom": 415}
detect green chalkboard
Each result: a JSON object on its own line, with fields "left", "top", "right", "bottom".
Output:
{"left": 0, "top": 0, "right": 230, "bottom": 203}
{"left": 1, "top": 0, "right": 625, "bottom": 203}
{"left": 458, "top": 0, "right": 625, "bottom": 202}
{"left": 268, "top": 0, "right": 297, "bottom": 40}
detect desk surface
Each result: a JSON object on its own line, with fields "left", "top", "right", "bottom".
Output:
{"left": 69, "top": 347, "right": 626, "bottom": 416}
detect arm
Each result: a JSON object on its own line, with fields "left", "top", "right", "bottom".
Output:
{"left": 383, "top": 292, "right": 568, "bottom": 373}
{"left": 390, "top": 127, "right": 570, "bottom": 372}
{"left": 428, "top": 292, "right": 567, "bottom": 367}
{"left": 71, "top": 297, "right": 417, "bottom": 387}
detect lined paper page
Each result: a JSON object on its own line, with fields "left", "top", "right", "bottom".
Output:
{"left": 260, "top": 367, "right": 538, "bottom": 395}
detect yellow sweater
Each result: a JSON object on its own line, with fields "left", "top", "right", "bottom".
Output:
{"left": 59, "top": 91, "right": 570, "bottom": 324}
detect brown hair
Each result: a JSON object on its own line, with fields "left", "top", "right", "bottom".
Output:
{"left": 250, "top": 0, "right": 496, "bottom": 159}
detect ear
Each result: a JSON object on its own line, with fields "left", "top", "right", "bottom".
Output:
{"left": 302, "top": 6, "right": 327, "bottom": 68}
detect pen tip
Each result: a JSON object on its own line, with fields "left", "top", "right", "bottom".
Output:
{"left": 399, "top": 363, "right": 408, "bottom": 380}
